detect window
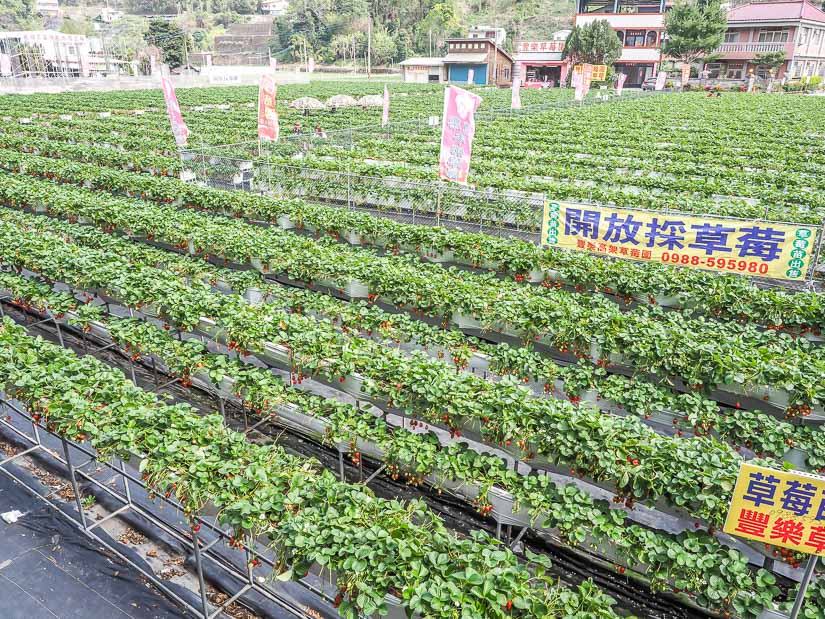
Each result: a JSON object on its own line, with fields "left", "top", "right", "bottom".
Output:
{"left": 726, "top": 62, "right": 744, "bottom": 79}
{"left": 706, "top": 62, "right": 722, "bottom": 79}
{"left": 616, "top": 30, "right": 625, "bottom": 45}
{"left": 724, "top": 31, "right": 739, "bottom": 43}
{"left": 645, "top": 31, "right": 657, "bottom": 46}
{"left": 67, "top": 45, "right": 76, "bottom": 56}
{"left": 758, "top": 30, "right": 788, "bottom": 43}
{"left": 624, "top": 29, "right": 646, "bottom": 46}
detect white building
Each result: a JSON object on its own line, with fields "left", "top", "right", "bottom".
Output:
{"left": 399, "top": 57, "right": 447, "bottom": 83}
{"left": 0, "top": 31, "right": 113, "bottom": 78}
{"left": 35, "top": 0, "right": 60, "bottom": 17}
{"left": 261, "top": 0, "right": 289, "bottom": 16}
{"left": 575, "top": 0, "right": 670, "bottom": 86}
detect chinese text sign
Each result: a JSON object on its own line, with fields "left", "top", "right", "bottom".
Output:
{"left": 540, "top": 201, "right": 816, "bottom": 281}
{"left": 257, "top": 74, "right": 279, "bottom": 142}
{"left": 161, "top": 77, "right": 189, "bottom": 148}
{"left": 723, "top": 463, "right": 825, "bottom": 557}
{"left": 438, "top": 86, "right": 482, "bottom": 185}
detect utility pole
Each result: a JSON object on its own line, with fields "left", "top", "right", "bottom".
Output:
{"left": 367, "top": 15, "right": 372, "bottom": 79}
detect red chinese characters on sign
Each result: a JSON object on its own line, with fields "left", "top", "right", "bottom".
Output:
{"left": 161, "top": 77, "right": 189, "bottom": 148}
{"left": 438, "top": 86, "right": 482, "bottom": 185}
{"left": 723, "top": 464, "right": 825, "bottom": 557}
{"left": 257, "top": 74, "right": 279, "bottom": 142}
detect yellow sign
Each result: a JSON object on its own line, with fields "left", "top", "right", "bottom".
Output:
{"left": 573, "top": 64, "right": 607, "bottom": 81}
{"left": 540, "top": 201, "right": 817, "bottom": 281}
{"left": 723, "top": 463, "right": 825, "bottom": 556}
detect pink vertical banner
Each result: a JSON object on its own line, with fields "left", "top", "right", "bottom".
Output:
{"left": 438, "top": 85, "right": 483, "bottom": 184}
{"left": 581, "top": 63, "right": 594, "bottom": 98}
{"left": 655, "top": 70, "right": 667, "bottom": 90}
{"left": 681, "top": 63, "right": 691, "bottom": 87}
{"left": 161, "top": 77, "right": 189, "bottom": 148}
{"left": 467, "top": 69, "right": 475, "bottom": 85}
{"left": 381, "top": 84, "right": 390, "bottom": 127}
{"left": 511, "top": 77, "right": 522, "bottom": 109}
{"left": 257, "top": 74, "right": 279, "bottom": 142}
{"left": 574, "top": 64, "right": 593, "bottom": 101}
{"left": 616, "top": 72, "right": 627, "bottom": 96}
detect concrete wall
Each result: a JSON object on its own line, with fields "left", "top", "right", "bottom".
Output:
{"left": 0, "top": 70, "right": 309, "bottom": 95}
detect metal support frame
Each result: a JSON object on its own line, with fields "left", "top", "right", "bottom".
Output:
{"left": 0, "top": 392, "right": 325, "bottom": 619}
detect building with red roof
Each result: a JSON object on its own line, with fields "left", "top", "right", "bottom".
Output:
{"left": 709, "top": 0, "right": 825, "bottom": 81}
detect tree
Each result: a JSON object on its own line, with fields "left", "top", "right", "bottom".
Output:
{"left": 144, "top": 19, "right": 192, "bottom": 69}
{"left": 662, "top": 0, "right": 727, "bottom": 65}
{"left": 563, "top": 20, "right": 622, "bottom": 66}
{"left": 0, "top": 0, "right": 42, "bottom": 30}
{"left": 59, "top": 17, "right": 94, "bottom": 36}
{"left": 370, "top": 26, "right": 397, "bottom": 64}
{"left": 415, "top": 3, "right": 461, "bottom": 55}
{"left": 753, "top": 50, "right": 786, "bottom": 74}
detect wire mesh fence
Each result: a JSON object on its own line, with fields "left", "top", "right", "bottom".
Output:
{"left": 181, "top": 150, "right": 545, "bottom": 240}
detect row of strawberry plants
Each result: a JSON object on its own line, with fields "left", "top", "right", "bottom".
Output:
{"left": 0, "top": 272, "right": 791, "bottom": 618}
{"left": 2, "top": 197, "right": 819, "bottom": 472}
{"left": 5, "top": 144, "right": 822, "bottom": 334}
{"left": 0, "top": 316, "right": 620, "bottom": 618}
{"left": 0, "top": 212, "right": 758, "bottom": 528}
{"left": 3, "top": 160, "right": 824, "bottom": 416}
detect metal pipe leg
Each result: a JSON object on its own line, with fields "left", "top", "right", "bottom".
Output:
{"left": 191, "top": 527, "right": 211, "bottom": 619}
{"left": 61, "top": 438, "right": 88, "bottom": 530}
{"left": 338, "top": 451, "right": 345, "bottom": 482}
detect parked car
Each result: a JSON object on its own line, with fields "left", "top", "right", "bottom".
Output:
{"left": 641, "top": 75, "right": 681, "bottom": 90}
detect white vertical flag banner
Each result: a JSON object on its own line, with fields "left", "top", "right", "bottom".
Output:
{"left": 382, "top": 84, "right": 390, "bottom": 127}
{"left": 161, "top": 77, "right": 189, "bottom": 148}
{"left": 467, "top": 69, "right": 474, "bottom": 85}
{"left": 438, "top": 85, "right": 483, "bottom": 184}
{"left": 511, "top": 77, "right": 522, "bottom": 109}
{"left": 655, "top": 70, "right": 667, "bottom": 91}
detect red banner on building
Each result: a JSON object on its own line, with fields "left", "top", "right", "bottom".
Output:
{"left": 161, "top": 77, "right": 189, "bottom": 148}
{"left": 438, "top": 85, "right": 482, "bottom": 185}
{"left": 257, "top": 74, "right": 279, "bottom": 142}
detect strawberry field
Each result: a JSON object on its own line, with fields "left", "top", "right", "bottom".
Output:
{"left": 0, "top": 82, "right": 824, "bottom": 619}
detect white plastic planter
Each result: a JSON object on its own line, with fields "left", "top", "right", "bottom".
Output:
{"left": 276, "top": 215, "right": 294, "bottom": 230}
{"left": 452, "top": 312, "right": 483, "bottom": 330}
{"left": 723, "top": 382, "right": 790, "bottom": 408}
{"left": 340, "top": 373, "right": 370, "bottom": 399}
{"left": 342, "top": 230, "right": 363, "bottom": 245}
{"left": 98, "top": 112, "right": 111, "bottom": 118}
{"left": 196, "top": 317, "right": 220, "bottom": 338}
{"left": 232, "top": 173, "right": 244, "bottom": 185}
{"left": 273, "top": 403, "right": 329, "bottom": 441}
{"left": 260, "top": 342, "right": 291, "bottom": 368}
{"left": 487, "top": 486, "right": 535, "bottom": 527}
{"left": 180, "top": 170, "right": 196, "bottom": 182}
{"left": 59, "top": 114, "right": 73, "bottom": 121}
{"left": 420, "top": 248, "right": 455, "bottom": 264}
{"left": 19, "top": 118, "right": 32, "bottom": 124}
{"left": 243, "top": 288, "right": 264, "bottom": 305}
{"left": 239, "top": 161, "right": 253, "bottom": 172}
